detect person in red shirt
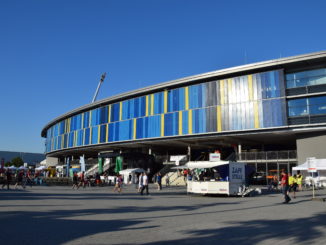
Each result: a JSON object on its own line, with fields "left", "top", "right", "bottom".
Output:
{"left": 281, "top": 170, "right": 291, "bottom": 203}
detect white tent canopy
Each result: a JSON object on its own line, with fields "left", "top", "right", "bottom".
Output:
{"left": 40, "top": 159, "right": 47, "bottom": 166}
{"left": 35, "top": 166, "right": 46, "bottom": 171}
{"left": 172, "top": 160, "right": 229, "bottom": 169}
{"left": 40, "top": 157, "right": 59, "bottom": 167}
{"left": 292, "top": 158, "right": 326, "bottom": 171}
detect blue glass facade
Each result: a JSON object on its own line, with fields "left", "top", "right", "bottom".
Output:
{"left": 45, "top": 69, "right": 288, "bottom": 153}
{"left": 286, "top": 68, "right": 326, "bottom": 88}
{"left": 288, "top": 95, "right": 326, "bottom": 117}
{"left": 286, "top": 67, "right": 326, "bottom": 118}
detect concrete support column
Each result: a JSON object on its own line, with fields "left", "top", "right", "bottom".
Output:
{"left": 187, "top": 145, "right": 191, "bottom": 161}
{"left": 238, "top": 144, "right": 242, "bottom": 160}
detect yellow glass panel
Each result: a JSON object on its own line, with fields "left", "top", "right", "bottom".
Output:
{"left": 217, "top": 106, "right": 222, "bottom": 132}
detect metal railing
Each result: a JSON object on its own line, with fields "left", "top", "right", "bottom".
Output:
{"left": 236, "top": 150, "right": 297, "bottom": 161}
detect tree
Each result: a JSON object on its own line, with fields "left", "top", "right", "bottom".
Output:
{"left": 11, "top": 157, "right": 24, "bottom": 167}
{"left": 5, "top": 162, "right": 11, "bottom": 167}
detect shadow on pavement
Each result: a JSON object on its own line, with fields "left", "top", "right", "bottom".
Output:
{"left": 147, "top": 212, "right": 326, "bottom": 245}
{"left": 0, "top": 208, "right": 155, "bottom": 245}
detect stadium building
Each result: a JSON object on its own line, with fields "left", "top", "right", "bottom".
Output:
{"left": 41, "top": 51, "right": 326, "bottom": 183}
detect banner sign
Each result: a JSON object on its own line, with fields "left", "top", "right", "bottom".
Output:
{"left": 98, "top": 157, "right": 103, "bottom": 174}
{"left": 209, "top": 153, "right": 221, "bottom": 162}
{"left": 114, "top": 156, "right": 122, "bottom": 173}
{"left": 80, "top": 156, "right": 86, "bottom": 172}
{"left": 229, "top": 163, "right": 245, "bottom": 183}
{"left": 307, "top": 157, "right": 317, "bottom": 173}
{"left": 170, "top": 155, "right": 187, "bottom": 165}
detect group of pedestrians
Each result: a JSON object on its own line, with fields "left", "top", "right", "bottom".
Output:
{"left": 72, "top": 171, "right": 91, "bottom": 189}
{"left": 111, "top": 172, "right": 151, "bottom": 195}
{"left": 280, "top": 170, "right": 303, "bottom": 204}
{"left": 1, "top": 169, "right": 34, "bottom": 190}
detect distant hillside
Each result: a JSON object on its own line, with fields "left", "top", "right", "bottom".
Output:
{"left": 0, "top": 151, "right": 45, "bottom": 165}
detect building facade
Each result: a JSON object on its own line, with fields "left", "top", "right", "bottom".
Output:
{"left": 41, "top": 51, "right": 326, "bottom": 181}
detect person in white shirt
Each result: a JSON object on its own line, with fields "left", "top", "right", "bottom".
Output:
{"left": 140, "top": 172, "right": 149, "bottom": 195}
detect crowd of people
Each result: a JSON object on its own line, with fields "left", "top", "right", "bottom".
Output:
{"left": 279, "top": 171, "right": 303, "bottom": 204}
{"left": 0, "top": 169, "right": 41, "bottom": 190}
{"left": 1, "top": 166, "right": 311, "bottom": 204}
{"left": 69, "top": 170, "right": 161, "bottom": 196}
{"left": 112, "top": 172, "right": 150, "bottom": 195}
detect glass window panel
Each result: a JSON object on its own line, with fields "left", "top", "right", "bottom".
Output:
{"left": 178, "top": 87, "right": 185, "bottom": 111}
{"left": 255, "top": 163, "right": 267, "bottom": 185}
{"left": 288, "top": 98, "right": 308, "bottom": 117}
{"left": 309, "top": 96, "right": 326, "bottom": 105}
{"left": 309, "top": 96, "right": 326, "bottom": 115}
{"left": 288, "top": 106, "right": 308, "bottom": 117}
{"left": 100, "top": 125, "right": 107, "bottom": 143}
{"left": 91, "top": 127, "right": 98, "bottom": 144}
{"left": 228, "top": 104, "right": 233, "bottom": 130}
{"left": 286, "top": 68, "right": 326, "bottom": 88}
{"left": 111, "top": 103, "right": 120, "bottom": 122}
{"left": 83, "top": 112, "right": 90, "bottom": 128}
{"left": 312, "top": 76, "right": 326, "bottom": 86}
{"left": 84, "top": 128, "right": 90, "bottom": 145}
{"left": 288, "top": 98, "right": 307, "bottom": 107}
{"left": 91, "top": 109, "right": 98, "bottom": 126}
{"left": 154, "top": 92, "right": 164, "bottom": 114}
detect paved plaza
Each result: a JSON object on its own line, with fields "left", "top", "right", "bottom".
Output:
{"left": 0, "top": 185, "right": 326, "bottom": 245}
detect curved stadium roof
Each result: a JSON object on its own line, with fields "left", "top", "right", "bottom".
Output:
{"left": 42, "top": 51, "right": 326, "bottom": 137}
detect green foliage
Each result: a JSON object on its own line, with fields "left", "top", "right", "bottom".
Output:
{"left": 11, "top": 157, "right": 24, "bottom": 167}
{"left": 5, "top": 162, "right": 11, "bottom": 167}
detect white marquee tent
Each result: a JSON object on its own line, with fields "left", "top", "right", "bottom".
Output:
{"left": 292, "top": 158, "right": 326, "bottom": 187}
{"left": 292, "top": 158, "right": 326, "bottom": 171}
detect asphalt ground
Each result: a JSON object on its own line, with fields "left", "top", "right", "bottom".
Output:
{"left": 0, "top": 184, "right": 326, "bottom": 245}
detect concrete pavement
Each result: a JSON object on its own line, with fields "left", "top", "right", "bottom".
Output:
{"left": 0, "top": 184, "right": 326, "bottom": 245}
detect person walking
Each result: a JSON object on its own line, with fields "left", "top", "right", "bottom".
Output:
{"left": 165, "top": 174, "right": 170, "bottom": 187}
{"left": 290, "top": 174, "right": 298, "bottom": 198}
{"left": 25, "top": 170, "right": 33, "bottom": 188}
{"left": 113, "top": 174, "right": 122, "bottom": 193}
{"left": 78, "top": 171, "right": 86, "bottom": 188}
{"left": 297, "top": 172, "right": 303, "bottom": 191}
{"left": 288, "top": 173, "right": 295, "bottom": 198}
{"left": 134, "top": 174, "right": 139, "bottom": 190}
{"left": 156, "top": 172, "right": 162, "bottom": 190}
{"left": 2, "top": 169, "right": 11, "bottom": 190}
{"left": 72, "top": 172, "right": 78, "bottom": 189}
{"left": 140, "top": 172, "right": 149, "bottom": 195}
{"left": 268, "top": 174, "right": 278, "bottom": 191}
{"left": 14, "top": 170, "right": 25, "bottom": 189}
{"left": 281, "top": 171, "right": 291, "bottom": 204}
{"left": 138, "top": 173, "right": 143, "bottom": 192}
{"left": 95, "top": 172, "right": 102, "bottom": 187}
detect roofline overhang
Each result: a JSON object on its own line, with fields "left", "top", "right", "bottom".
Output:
{"left": 41, "top": 50, "right": 326, "bottom": 137}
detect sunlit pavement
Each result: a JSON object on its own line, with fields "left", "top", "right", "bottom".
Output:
{"left": 1, "top": 185, "right": 326, "bottom": 245}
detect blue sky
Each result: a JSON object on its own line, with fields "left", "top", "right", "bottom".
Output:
{"left": 0, "top": 0, "right": 325, "bottom": 153}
